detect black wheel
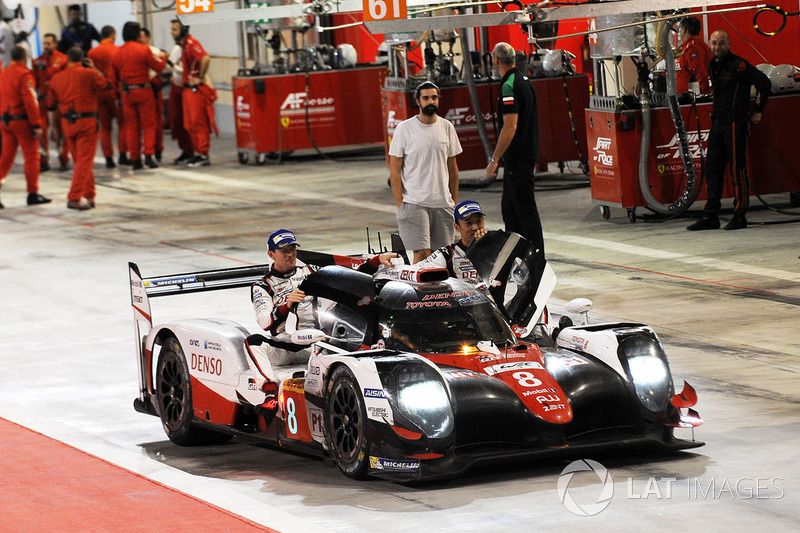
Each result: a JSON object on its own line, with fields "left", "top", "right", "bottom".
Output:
{"left": 237, "top": 152, "right": 249, "bottom": 164}
{"left": 323, "top": 366, "right": 371, "bottom": 479}
{"left": 600, "top": 205, "right": 611, "bottom": 220}
{"left": 155, "top": 337, "right": 231, "bottom": 446}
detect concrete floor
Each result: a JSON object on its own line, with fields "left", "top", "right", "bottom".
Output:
{"left": 1, "top": 135, "right": 799, "bottom": 531}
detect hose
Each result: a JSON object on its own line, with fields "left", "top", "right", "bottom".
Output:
{"left": 637, "top": 17, "right": 699, "bottom": 216}
{"left": 459, "top": 27, "right": 495, "bottom": 188}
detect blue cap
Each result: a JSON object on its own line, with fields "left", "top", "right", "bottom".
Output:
{"left": 454, "top": 200, "right": 484, "bottom": 221}
{"left": 267, "top": 229, "right": 299, "bottom": 251}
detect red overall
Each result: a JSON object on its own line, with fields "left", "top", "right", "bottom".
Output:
{"left": 88, "top": 38, "right": 127, "bottom": 158}
{"left": 32, "top": 49, "right": 67, "bottom": 163}
{"left": 181, "top": 34, "right": 210, "bottom": 156}
{"left": 46, "top": 63, "right": 109, "bottom": 202}
{"left": 0, "top": 62, "right": 43, "bottom": 194}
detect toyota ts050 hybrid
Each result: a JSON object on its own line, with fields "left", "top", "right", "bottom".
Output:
{"left": 129, "top": 232, "right": 702, "bottom": 481}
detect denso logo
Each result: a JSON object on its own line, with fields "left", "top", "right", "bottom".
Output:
{"left": 280, "top": 92, "right": 334, "bottom": 110}
{"left": 364, "top": 388, "right": 386, "bottom": 398}
{"left": 592, "top": 137, "right": 613, "bottom": 167}
{"left": 191, "top": 353, "right": 223, "bottom": 376}
{"left": 656, "top": 130, "right": 709, "bottom": 161}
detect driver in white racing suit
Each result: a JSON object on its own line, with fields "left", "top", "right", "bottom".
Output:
{"left": 416, "top": 200, "right": 487, "bottom": 287}
{"left": 249, "top": 229, "right": 395, "bottom": 414}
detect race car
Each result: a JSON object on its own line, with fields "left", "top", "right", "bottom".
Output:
{"left": 129, "top": 232, "right": 703, "bottom": 481}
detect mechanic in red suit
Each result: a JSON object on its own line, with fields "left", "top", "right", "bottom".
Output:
{"left": 46, "top": 48, "right": 110, "bottom": 210}
{"left": 113, "top": 21, "right": 165, "bottom": 170}
{"left": 32, "top": 33, "right": 67, "bottom": 172}
{"left": 139, "top": 27, "right": 167, "bottom": 162}
{"left": 677, "top": 16, "right": 712, "bottom": 94}
{"left": 166, "top": 41, "right": 193, "bottom": 164}
{"left": 0, "top": 45, "right": 51, "bottom": 209}
{"left": 171, "top": 19, "right": 213, "bottom": 167}
{"left": 88, "top": 25, "right": 129, "bottom": 169}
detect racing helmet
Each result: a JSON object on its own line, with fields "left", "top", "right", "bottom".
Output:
{"left": 768, "top": 64, "right": 800, "bottom": 93}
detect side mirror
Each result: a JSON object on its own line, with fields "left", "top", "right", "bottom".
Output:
{"left": 290, "top": 328, "right": 327, "bottom": 345}
{"left": 565, "top": 297, "right": 593, "bottom": 325}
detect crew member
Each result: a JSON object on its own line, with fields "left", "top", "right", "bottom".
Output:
{"left": 167, "top": 41, "right": 193, "bottom": 164}
{"left": 687, "top": 30, "right": 771, "bottom": 231}
{"left": 32, "top": 33, "right": 68, "bottom": 172}
{"left": 0, "top": 45, "right": 51, "bottom": 209}
{"left": 486, "top": 42, "right": 545, "bottom": 257}
{"left": 114, "top": 21, "right": 166, "bottom": 170}
{"left": 677, "top": 16, "right": 712, "bottom": 94}
{"left": 89, "top": 25, "right": 129, "bottom": 168}
{"left": 139, "top": 27, "right": 166, "bottom": 162}
{"left": 59, "top": 4, "right": 101, "bottom": 53}
{"left": 171, "top": 19, "right": 213, "bottom": 167}
{"left": 46, "top": 48, "right": 109, "bottom": 210}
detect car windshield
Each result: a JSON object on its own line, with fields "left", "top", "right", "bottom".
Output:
{"left": 376, "top": 280, "right": 516, "bottom": 354}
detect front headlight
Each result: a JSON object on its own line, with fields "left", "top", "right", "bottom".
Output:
{"left": 619, "top": 336, "right": 673, "bottom": 412}
{"left": 391, "top": 365, "right": 453, "bottom": 439}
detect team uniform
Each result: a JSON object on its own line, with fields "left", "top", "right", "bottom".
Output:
{"left": 32, "top": 49, "right": 68, "bottom": 167}
{"left": 88, "top": 37, "right": 127, "bottom": 162}
{"left": 167, "top": 44, "right": 192, "bottom": 160}
{"left": 0, "top": 61, "right": 44, "bottom": 197}
{"left": 59, "top": 21, "right": 100, "bottom": 53}
{"left": 417, "top": 241, "right": 480, "bottom": 286}
{"left": 677, "top": 35, "right": 712, "bottom": 94}
{"left": 180, "top": 34, "right": 213, "bottom": 159}
{"left": 703, "top": 52, "right": 771, "bottom": 221}
{"left": 497, "top": 69, "right": 545, "bottom": 256}
{"left": 114, "top": 41, "right": 165, "bottom": 163}
{"left": 46, "top": 63, "right": 109, "bottom": 206}
{"left": 389, "top": 115, "right": 462, "bottom": 251}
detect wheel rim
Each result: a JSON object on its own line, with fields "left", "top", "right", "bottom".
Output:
{"left": 329, "top": 378, "right": 364, "bottom": 464}
{"left": 158, "top": 351, "right": 187, "bottom": 431}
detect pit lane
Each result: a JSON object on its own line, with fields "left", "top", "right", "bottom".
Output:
{"left": 1, "top": 135, "right": 798, "bottom": 531}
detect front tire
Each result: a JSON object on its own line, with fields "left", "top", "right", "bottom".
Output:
{"left": 324, "top": 366, "right": 371, "bottom": 479}
{"left": 156, "top": 336, "right": 230, "bottom": 445}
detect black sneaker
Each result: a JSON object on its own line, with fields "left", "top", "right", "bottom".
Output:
{"left": 144, "top": 155, "right": 159, "bottom": 169}
{"left": 27, "top": 193, "right": 52, "bottom": 206}
{"left": 723, "top": 215, "right": 747, "bottom": 231}
{"left": 155, "top": 150, "right": 163, "bottom": 162}
{"left": 105, "top": 156, "right": 116, "bottom": 169}
{"left": 0, "top": 191, "right": 4, "bottom": 209}
{"left": 687, "top": 214, "right": 720, "bottom": 231}
{"left": 187, "top": 154, "right": 210, "bottom": 167}
{"left": 119, "top": 154, "right": 132, "bottom": 166}
{"left": 40, "top": 160, "right": 51, "bottom": 172}
{"left": 790, "top": 191, "right": 800, "bottom": 208}
{"left": 173, "top": 152, "right": 193, "bottom": 165}
{"left": 131, "top": 159, "right": 143, "bottom": 170}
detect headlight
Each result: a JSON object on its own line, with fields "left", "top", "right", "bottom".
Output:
{"left": 619, "top": 336, "right": 673, "bottom": 412}
{"left": 391, "top": 365, "right": 453, "bottom": 439}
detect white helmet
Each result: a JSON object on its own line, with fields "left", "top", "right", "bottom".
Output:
{"left": 768, "top": 64, "right": 800, "bottom": 93}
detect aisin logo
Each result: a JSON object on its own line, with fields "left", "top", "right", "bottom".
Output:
{"left": 557, "top": 459, "right": 613, "bottom": 516}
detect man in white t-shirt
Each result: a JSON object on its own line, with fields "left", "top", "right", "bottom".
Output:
{"left": 389, "top": 81, "right": 462, "bottom": 263}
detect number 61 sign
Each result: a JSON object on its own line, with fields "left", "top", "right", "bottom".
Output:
{"left": 363, "top": 0, "right": 407, "bottom": 21}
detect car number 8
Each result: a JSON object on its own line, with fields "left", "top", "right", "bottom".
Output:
{"left": 286, "top": 397, "right": 298, "bottom": 434}
{"left": 512, "top": 371, "right": 542, "bottom": 388}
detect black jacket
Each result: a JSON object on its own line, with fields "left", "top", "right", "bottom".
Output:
{"left": 709, "top": 51, "right": 771, "bottom": 120}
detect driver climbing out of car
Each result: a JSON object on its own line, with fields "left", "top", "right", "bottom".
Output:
{"left": 249, "top": 229, "right": 396, "bottom": 416}
{"left": 415, "top": 200, "right": 488, "bottom": 288}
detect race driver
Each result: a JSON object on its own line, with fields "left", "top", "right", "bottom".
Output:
{"left": 416, "top": 199, "right": 488, "bottom": 287}
{"left": 249, "top": 229, "right": 396, "bottom": 415}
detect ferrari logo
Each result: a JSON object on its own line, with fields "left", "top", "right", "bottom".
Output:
{"left": 281, "top": 117, "right": 290, "bottom": 128}
{"left": 657, "top": 164, "right": 666, "bottom": 174}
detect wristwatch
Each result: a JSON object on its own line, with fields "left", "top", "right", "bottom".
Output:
{"left": 489, "top": 157, "right": 497, "bottom": 164}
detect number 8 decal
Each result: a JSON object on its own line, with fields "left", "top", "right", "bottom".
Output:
{"left": 286, "top": 397, "right": 298, "bottom": 434}
{"left": 512, "top": 371, "right": 542, "bottom": 388}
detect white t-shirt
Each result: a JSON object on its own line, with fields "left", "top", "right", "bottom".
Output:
{"left": 169, "top": 44, "right": 183, "bottom": 85}
{"left": 388, "top": 115, "right": 462, "bottom": 208}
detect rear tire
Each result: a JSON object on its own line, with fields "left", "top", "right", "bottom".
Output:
{"left": 323, "top": 366, "right": 371, "bottom": 479}
{"left": 155, "top": 336, "right": 231, "bottom": 445}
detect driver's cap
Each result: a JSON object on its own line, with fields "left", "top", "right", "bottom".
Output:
{"left": 267, "top": 229, "right": 299, "bottom": 251}
{"left": 454, "top": 200, "right": 484, "bottom": 221}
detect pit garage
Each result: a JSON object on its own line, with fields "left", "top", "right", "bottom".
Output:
{"left": 1, "top": 1, "right": 799, "bottom": 531}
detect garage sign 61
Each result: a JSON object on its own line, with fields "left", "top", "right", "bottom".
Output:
{"left": 363, "top": 0, "right": 407, "bottom": 21}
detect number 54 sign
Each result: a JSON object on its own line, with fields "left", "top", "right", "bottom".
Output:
{"left": 363, "top": 0, "right": 407, "bottom": 22}
{"left": 177, "top": 0, "right": 215, "bottom": 15}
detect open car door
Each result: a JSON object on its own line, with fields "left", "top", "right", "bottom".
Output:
{"left": 466, "top": 231, "right": 556, "bottom": 337}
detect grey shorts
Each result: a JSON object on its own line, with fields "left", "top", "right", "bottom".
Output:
{"left": 396, "top": 203, "right": 454, "bottom": 251}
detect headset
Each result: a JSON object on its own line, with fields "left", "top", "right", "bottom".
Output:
{"left": 172, "top": 18, "right": 189, "bottom": 40}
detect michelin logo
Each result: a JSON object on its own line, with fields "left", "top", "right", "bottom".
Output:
{"left": 369, "top": 456, "right": 420, "bottom": 472}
